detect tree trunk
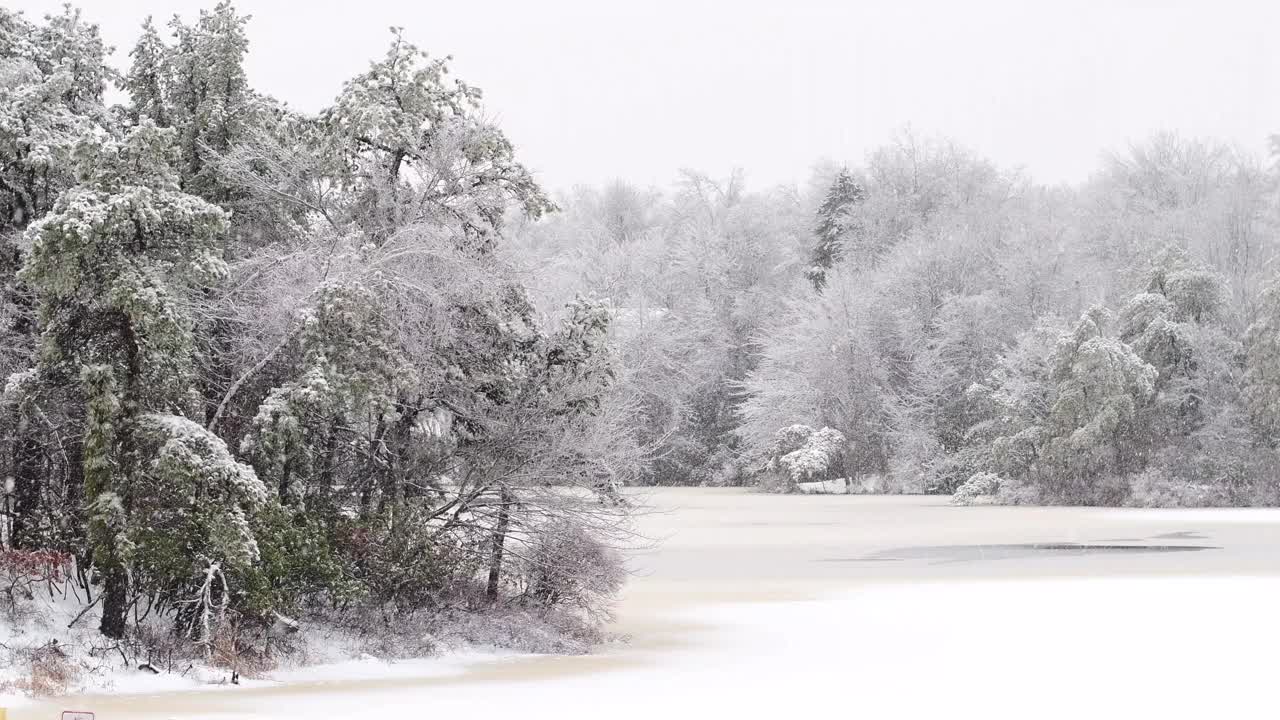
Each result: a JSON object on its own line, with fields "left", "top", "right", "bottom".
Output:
{"left": 95, "top": 313, "right": 142, "bottom": 639}
{"left": 99, "top": 564, "right": 128, "bottom": 639}
{"left": 9, "top": 414, "right": 41, "bottom": 549}
{"left": 318, "top": 418, "right": 340, "bottom": 509}
{"left": 2, "top": 244, "right": 38, "bottom": 549}
{"left": 378, "top": 401, "right": 419, "bottom": 528}
{"left": 278, "top": 456, "right": 293, "bottom": 505}
{"left": 200, "top": 308, "right": 233, "bottom": 427}
{"left": 485, "top": 489, "right": 512, "bottom": 602}
{"left": 66, "top": 432, "right": 84, "bottom": 528}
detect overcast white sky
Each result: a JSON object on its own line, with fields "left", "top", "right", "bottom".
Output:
{"left": 13, "top": 0, "right": 1280, "bottom": 191}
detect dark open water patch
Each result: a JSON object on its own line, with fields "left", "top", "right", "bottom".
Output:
{"left": 1151, "top": 530, "right": 1209, "bottom": 540}
{"left": 1100, "top": 531, "right": 1210, "bottom": 543}
{"left": 825, "top": 542, "right": 1220, "bottom": 564}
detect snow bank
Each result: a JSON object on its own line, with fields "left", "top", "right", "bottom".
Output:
{"left": 0, "top": 587, "right": 246, "bottom": 707}
{"left": 0, "top": 585, "right": 515, "bottom": 707}
{"left": 795, "top": 478, "right": 849, "bottom": 494}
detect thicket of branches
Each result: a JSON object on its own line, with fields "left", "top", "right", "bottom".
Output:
{"left": 516, "top": 135, "right": 1280, "bottom": 506}
{"left": 0, "top": 3, "right": 638, "bottom": 651}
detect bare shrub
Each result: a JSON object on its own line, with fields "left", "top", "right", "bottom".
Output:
{"left": 433, "top": 605, "right": 609, "bottom": 655}
{"left": 0, "top": 550, "right": 72, "bottom": 614}
{"left": 210, "top": 615, "right": 276, "bottom": 680}
{"left": 521, "top": 521, "right": 625, "bottom": 623}
{"left": 1, "top": 641, "right": 79, "bottom": 697}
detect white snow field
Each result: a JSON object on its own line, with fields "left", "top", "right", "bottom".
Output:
{"left": 14, "top": 488, "right": 1280, "bottom": 719}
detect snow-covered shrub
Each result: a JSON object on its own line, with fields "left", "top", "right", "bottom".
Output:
{"left": 780, "top": 427, "right": 846, "bottom": 483}
{"left": 522, "top": 521, "right": 625, "bottom": 622}
{"left": 951, "top": 472, "right": 1002, "bottom": 505}
{"left": 771, "top": 424, "right": 815, "bottom": 457}
{"left": 431, "top": 604, "right": 611, "bottom": 655}
{"left": 853, "top": 474, "right": 892, "bottom": 494}
{"left": 705, "top": 453, "right": 750, "bottom": 487}
{"left": 2, "top": 368, "right": 35, "bottom": 401}
{"left": 758, "top": 425, "right": 847, "bottom": 492}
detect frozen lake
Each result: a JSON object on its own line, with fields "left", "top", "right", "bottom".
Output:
{"left": 21, "top": 488, "right": 1280, "bottom": 718}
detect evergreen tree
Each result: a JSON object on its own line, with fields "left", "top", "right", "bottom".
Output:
{"left": 241, "top": 279, "right": 404, "bottom": 509}
{"left": 0, "top": 5, "right": 112, "bottom": 228}
{"left": 21, "top": 122, "right": 262, "bottom": 638}
{"left": 0, "top": 5, "right": 113, "bottom": 553}
{"left": 1119, "top": 250, "right": 1231, "bottom": 441}
{"left": 805, "top": 168, "right": 865, "bottom": 290}
{"left": 165, "top": 1, "right": 254, "bottom": 201}
{"left": 123, "top": 16, "right": 169, "bottom": 126}
{"left": 1039, "top": 307, "right": 1157, "bottom": 502}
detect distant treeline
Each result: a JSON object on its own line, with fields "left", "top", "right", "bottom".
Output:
{"left": 516, "top": 134, "right": 1280, "bottom": 507}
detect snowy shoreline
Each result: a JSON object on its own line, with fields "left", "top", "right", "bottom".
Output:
{"left": 0, "top": 588, "right": 553, "bottom": 711}
{"left": 12, "top": 489, "right": 1280, "bottom": 718}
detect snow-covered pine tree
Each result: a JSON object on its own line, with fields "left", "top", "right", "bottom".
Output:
{"left": 1, "top": 6, "right": 114, "bottom": 552}
{"left": 1118, "top": 250, "right": 1231, "bottom": 438}
{"left": 123, "top": 3, "right": 290, "bottom": 436}
{"left": 0, "top": 5, "right": 112, "bottom": 228}
{"left": 165, "top": 1, "right": 255, "bottom": 201}
{"left": 1094, "top": 250, "right": 1259, "bottom": 504}
{"left": 21, "top": 122, "right": 265, "bottom": 638}
{"left": 806, "top": 168, "right": 865, "bottom": 290}
{"left": 123, "top": 16, "right": 168, "bottom": 127}
{"left": 241, "top": 278, "right": 404, "bottom": 509}
{"left": 1039, "top": 307, "right": 1157, "bottom": 502}
{"left": 224, "top": 29, "right": 631, "bottom": 616}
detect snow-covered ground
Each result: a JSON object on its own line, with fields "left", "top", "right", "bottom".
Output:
{"left": 0, "top": 588, "right": 515, "bottom": 712}
{"left": 12, "top": 488, "right": 1280, "bottom": 719}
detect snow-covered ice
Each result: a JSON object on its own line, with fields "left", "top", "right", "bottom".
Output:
{"left": 37, "top": 576, "right": 1275, "bottom": 720}
{"left": 14, "top": 489, "right": 1280, "bottom": 719}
